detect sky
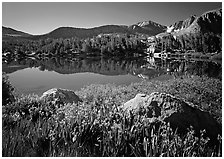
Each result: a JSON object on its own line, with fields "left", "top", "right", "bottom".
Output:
{"left": 2, "top": 2, "right": 222, "bottom": 35}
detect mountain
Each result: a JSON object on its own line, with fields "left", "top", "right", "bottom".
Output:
{"left": 2, "top": 20, "right": 166, "bottom": 40}
{"left": 34, "top": 21, "right": 166, "bottom": 39}
{"left": 2, "top": 26, "right": 32, "bottom": 37}
{"left": 3, "top": 7, "right": 221, "bottom": 40}
{"left": 33, "top": 25, "right": 132, "bottom": 39}
{"left": 167, "top": 15, "right": 196, "bottom": 33}
{"left": 163, "top": 8, "right": 222, "bottom": 36}
{"left": 128, "top": 20, "right": 166, "bottom": 35}
{"left": 184, "top": 8, "right": 222, "bottom": 34}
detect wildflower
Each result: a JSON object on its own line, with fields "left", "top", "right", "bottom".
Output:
{"left": 12, "top": 112, "right": 20, "bottom": 121}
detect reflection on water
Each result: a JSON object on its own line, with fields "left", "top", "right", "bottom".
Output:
{"left": 2, "top": 55, "right": 221, "bottom": 95}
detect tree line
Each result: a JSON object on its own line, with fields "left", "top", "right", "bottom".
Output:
{"left": 2, "top": 33, "right": 146, "bottom": 57}
{"left": 2, "top": 31, "right": 221, "bottom": 57}
{"left": 156, "top": 32, "right": 222, "bottom": 53}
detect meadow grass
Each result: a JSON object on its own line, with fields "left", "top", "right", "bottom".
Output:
{"left": 2, "top": 75, "right": 222, "bottom": 156}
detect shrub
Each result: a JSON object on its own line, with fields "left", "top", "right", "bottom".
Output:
{"left": 2, "top": 72, "right": 15, "bottom": 105}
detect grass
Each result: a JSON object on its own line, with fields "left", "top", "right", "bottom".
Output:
{"left": 2, "top": 75, "right": 222, "bottom": 157}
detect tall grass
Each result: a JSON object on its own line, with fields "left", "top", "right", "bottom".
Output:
{"left": 2, "top": 75, "right": 222, "bottom": 156}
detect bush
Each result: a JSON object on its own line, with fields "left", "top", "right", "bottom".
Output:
{"left": 2, "top": 72, "right": 15, "bottom": 105}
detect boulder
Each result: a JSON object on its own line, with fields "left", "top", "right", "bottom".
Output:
{"left": 40, "top": 88, "right": 81, "bottom": 104}
{"left": 123, "top": 92, "right": 221, "bottom": 146}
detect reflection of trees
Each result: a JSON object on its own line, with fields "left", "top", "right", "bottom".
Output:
{"left": 165, "top": 59, "right": 222, "bottom": 80}
{"left": 29, "top": 57, "right": 147, "bottom": 76}
{"left": 3, "top": 56, "right": 221, "bottom": 80}
{"left": 186, "top": 61, "right": 221, "bottom": 79}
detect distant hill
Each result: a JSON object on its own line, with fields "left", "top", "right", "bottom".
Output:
{"left": 2, "top": 26, "right": 32, "bottom": 38}
{"left": 3, "top": 20, "right": 166, "bottom": 40}
{"left": 158, "top": 8, "right": 222, "bottom": 38}
{"left": 34, "top": 21, "right": 166, "bottom": 39}
{"left": 33, "top": 25, "right": 132, "bottom": 39}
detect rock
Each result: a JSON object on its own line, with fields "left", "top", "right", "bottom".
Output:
{"left": 40, "top": 88, "right": 81, "bottom": 104}
{"left": 123, "top": 92, "right": 221, "bottom": 146}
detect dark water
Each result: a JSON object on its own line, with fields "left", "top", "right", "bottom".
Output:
{"left": 2, "top": 55, "right": 221, "bottom": 96}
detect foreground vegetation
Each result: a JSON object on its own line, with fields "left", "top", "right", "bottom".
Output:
{"left": 2, "top": 73, "right": 222, "bottom": 157}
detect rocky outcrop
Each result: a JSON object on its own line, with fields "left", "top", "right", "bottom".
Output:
{"left": 192, "top": 8, "right": 222, "bottom": 34}
{"left": 165, "top": 8, "right": 222, "bottom": 36}
{"left": 40, "top": 88, "right": 81, "bottom": 104}
{"left": 167, "top": 21, "right": 183, "bottom": 33}
{"left": 123, "top": 92, "right": 221, "bottom": 146}
{"left": 167, "top": 15, "right": 196, "bottom": 33}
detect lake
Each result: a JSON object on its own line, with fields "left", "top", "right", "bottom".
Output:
{"left": 2, "top": 55, "right": 221, "bottom": 96}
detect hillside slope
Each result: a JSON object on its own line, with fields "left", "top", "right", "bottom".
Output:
{"left": 2, "top": 26, "right": 31, "bottom": 37}
{"left": 158, "top": 8, "right": 222, "bottom": 38}
{"left": 3, "top": 20, "right": 166, "bottom": 40}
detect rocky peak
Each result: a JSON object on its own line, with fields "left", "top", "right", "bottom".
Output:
{"left": 127, "top": 20, "right": 166, "bottom": 36}
{"left": 181, "top": 15, "right": 197, "bottom": 29}
{"left": 188, "top": 8, "right": 222, "bottom": 34}
{"left": 167, "top": 20, "right": 183, "bottom": 33}
{"left": 165, "top": 8, "right": 221, "bottom": 35}
{"left": 136, "top": 20, "right": 166, "bottom": 29}
{"left": 167, "top": 15, "right": 197, "bottom": 33}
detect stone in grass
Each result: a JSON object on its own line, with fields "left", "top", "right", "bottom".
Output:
{"left": 40, "top": 88, "right": 81, "bottom": 104}
{"left": 123, "top": 92, "right": 221, "bottom": 147}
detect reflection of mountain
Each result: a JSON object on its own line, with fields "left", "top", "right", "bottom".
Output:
{"left": 137, "top": 58, "right": 221, "bottom": 80}
{"left": 185, "top": 60, "right": 222, "bottom": 79}
{"left": 3, "top": 57, "right": 147, "bottom": 76}
{"left": 39, "top": 57, "right": 147, "bottom": 75}
{"left": 3, "top": 56, "right": 221, "bottom": 80}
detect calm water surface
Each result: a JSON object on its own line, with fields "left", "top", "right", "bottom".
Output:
{"left": 9, "top": 67, "right": 141, "bottom": 95}
{"left": 3, "top": 56, "right": 221, "bottom": 96}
